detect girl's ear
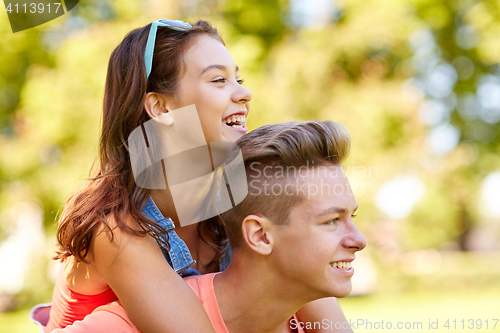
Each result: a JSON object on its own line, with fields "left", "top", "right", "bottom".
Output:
{"left": 144, "top": 92, "right": 165, "bottom": 118}
{"left": 144, "top": 92, "right": 175, "bottom": 126}
{"left": 241, "top": 215, "right": 274, "bottom": 256}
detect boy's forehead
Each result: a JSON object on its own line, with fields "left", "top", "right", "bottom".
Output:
{"left": 296, "top": 164, "right": 349, "bottom": 186}
{"left": 293, "top": 165, "right": 356, "bottom": 218}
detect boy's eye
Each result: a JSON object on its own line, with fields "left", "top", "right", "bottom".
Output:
{"left": 351, "top": 213, "right": 357, "bottom": 218}
{"left": 236, "top": 78, "right": 244, "bottom": 85}
{"left": 325, "top": 218, "right": 339, "bottom": 225}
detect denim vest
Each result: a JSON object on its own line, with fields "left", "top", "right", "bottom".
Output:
{"left": 141, "top": 197, "right": 232, "bottom": 276}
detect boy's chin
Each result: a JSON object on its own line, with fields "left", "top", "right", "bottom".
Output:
{"left": 327, "top": 283, "right": 352, "bottom": 298}
{"left": 334, "top": 289, "right": 352, "bottom": 298}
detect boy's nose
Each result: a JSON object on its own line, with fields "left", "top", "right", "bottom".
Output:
{"left": 343, "top": 222, "right": 367, "bottom": 252}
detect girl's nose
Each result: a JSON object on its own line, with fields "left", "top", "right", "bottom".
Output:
{"left": 232, "top": 82, "right": 252, "bottom": 104}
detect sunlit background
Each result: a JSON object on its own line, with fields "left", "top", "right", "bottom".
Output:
{"left": 1, "top": 0, "right": 499, "bottom": 332}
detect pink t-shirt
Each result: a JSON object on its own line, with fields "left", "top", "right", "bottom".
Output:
{"left": 184, "top": 273, "right": 306, "bottom": 333}
{"left": 183, "top": 273, "right": 228, "bottom": 332}
{"left": 54, "top": 273, "right": 305, "bottom": 333}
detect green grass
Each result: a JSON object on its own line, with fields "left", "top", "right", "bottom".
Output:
{"left": 0, "top": 309, "right": 39, "bottom": 333}
{"left": 339, "top": 289, "right": 500, "bottom": 332}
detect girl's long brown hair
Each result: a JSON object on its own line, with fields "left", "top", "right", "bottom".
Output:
{"left": 55, "top": 20, "right": 228, "bottom": 270}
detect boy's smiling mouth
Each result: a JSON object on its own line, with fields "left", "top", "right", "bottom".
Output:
{"left": 329, "top": 261, "right": 352, "bottom": 270}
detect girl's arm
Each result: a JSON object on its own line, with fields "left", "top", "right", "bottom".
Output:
{"left": 295, "top": 298, "right": 353, "bottom": 333}
{"left": 92, "top": 216, "right": 216, "bottom": 333}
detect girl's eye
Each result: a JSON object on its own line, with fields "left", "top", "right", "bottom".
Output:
{"left": 212, "top": 77, "right": 226, "bottom": 83}
{"left": 351, "top": 213, "right": 357, "bottom": 218}
{"left": 236, "top": 78, "right": 244, "bottom": 85}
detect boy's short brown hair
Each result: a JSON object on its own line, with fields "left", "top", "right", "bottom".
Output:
{"left": 221, "top": 120, "right": 351, "bottom": 248}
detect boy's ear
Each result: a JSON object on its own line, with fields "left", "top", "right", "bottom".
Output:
{"left": 144, "top": 92, "right": 177, "bottom": 123}
{"left": 241, "top": 215, "right": 274, "bottom": 256}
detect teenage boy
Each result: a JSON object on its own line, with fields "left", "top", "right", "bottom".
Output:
{"left": 53, "top": 120, "right": 366, "bottom": 333}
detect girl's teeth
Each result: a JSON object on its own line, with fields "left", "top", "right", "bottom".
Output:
{"left": 224, "top": 115, "right": 246, "bottom": 125}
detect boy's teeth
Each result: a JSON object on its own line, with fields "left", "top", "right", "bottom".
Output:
{"left": 330, "top": 261, "right": 352, "bottom": 270}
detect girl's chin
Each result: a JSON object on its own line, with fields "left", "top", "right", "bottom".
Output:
{"left": 227, "top": 125, "right": 248, "bottom": 134}
{"left": 220, "top": 125, "right": 248, "bottom": 142}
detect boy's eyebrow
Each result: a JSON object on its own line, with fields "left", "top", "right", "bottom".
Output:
{"left": 201, "top": 64, "right": 240, "bottom": 75}
{"left": 314, "top": 205, "right": 359, "bottom": 219}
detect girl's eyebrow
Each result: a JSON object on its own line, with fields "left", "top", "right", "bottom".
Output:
{"left": 200, "top": 64, "right": 240, "bottom": 75}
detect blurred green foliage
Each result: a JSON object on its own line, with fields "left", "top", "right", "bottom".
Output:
{"left": 0, "top": 0, "right": 499, "bottom": 315}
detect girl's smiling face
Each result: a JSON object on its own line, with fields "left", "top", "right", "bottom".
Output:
{"left": 169, "top": 34, "right": 252, "bottom": 144}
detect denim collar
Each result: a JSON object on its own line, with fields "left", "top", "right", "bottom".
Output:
{"left": 142, "top": 197, "right": 196, "bottom": 274}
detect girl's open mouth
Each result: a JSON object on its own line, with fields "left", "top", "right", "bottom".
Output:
{"left": 222, "top": 114, "right": 247, "bottom": 132}
{"left": 223, "top": 114, "right": 246, "bottom": 128}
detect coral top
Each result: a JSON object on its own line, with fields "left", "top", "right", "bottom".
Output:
{"left": 184, "top": 273, "right": 228, "bottom": 332}
{"left": 44, "top": 265, "right": 118, "bottom": 332}
{"left": 184, "top": 273, "right": 306, "bottom": 333}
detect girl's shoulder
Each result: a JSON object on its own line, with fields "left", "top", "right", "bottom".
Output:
{"left": 91, "top": 211, "right": 154, "bottom": 258}
{"left": 63, "top": 255, "right": 112, "bottom": 296}
{"left": 91, "top": 211, "right": 167, "bottom": 276}
{"left": 60, "top": 213, "right": 137, "bottom": 295}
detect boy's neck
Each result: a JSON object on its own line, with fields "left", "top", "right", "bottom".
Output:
{"left": 214, "top": 257, "right": 309, "bottom": 333}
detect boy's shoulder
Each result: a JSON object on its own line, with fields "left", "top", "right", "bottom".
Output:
{"left": 184, "top": 273, "right": 229, "bottom": 333}
{"left": 183, "top": 272, "right": 219, "bottom": 302}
